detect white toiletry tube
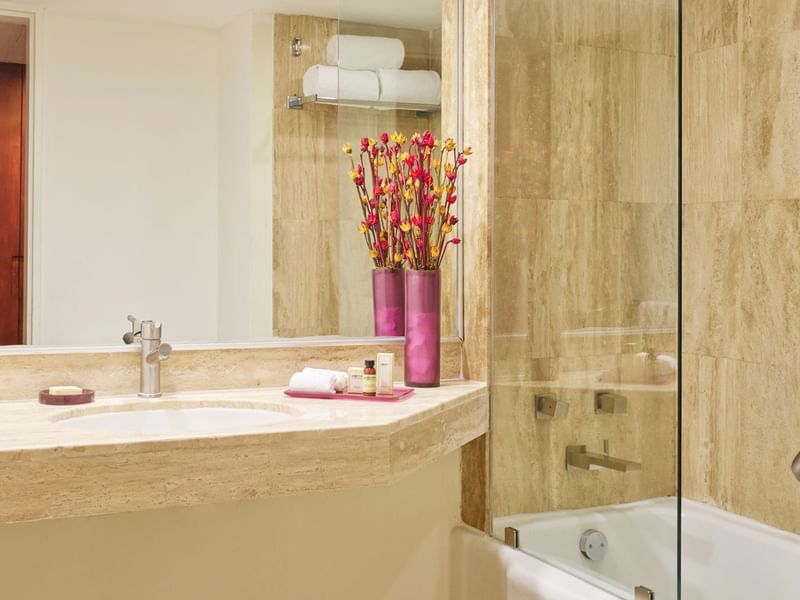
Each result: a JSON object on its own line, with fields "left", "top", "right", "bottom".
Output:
{"left": 376, "top": 353, "right": 394, "bottom": 395}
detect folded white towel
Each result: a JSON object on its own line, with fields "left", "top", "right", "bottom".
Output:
{"left": 288, "top": 370, "right": 338, "bottom": 395}
{"left": 327, "top": 35, "right": 404, "bottom": 71}
{"left": 377, "top": 69, "right": 441, "bottom": 105}
{"left": 301, "top": 368, "right": 347, "bottom": 393}
{"left": 302, "top": 65, "right": 380, "bottom": 102}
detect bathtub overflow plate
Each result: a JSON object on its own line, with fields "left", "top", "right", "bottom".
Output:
{"left": 579, "top": 529, "right": 608, "bottom": 560}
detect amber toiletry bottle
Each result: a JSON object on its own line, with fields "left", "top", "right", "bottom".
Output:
{"left": 363, "top": 360, "right": 377, "bottom": 396}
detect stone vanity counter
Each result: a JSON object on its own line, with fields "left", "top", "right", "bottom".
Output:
{"left": 0, "top": 380, "right": 488, "bottom": 524}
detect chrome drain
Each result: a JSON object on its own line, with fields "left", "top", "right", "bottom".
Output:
{"left": 579, "top": 529, "right": 608, "bottom": 560}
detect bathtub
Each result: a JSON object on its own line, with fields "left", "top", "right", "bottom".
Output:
{"left": 488, "top": 498, "right": 800, "bottom": 599}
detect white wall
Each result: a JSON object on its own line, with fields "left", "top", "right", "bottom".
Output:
{"left": 249, "top": 14, "right": 273, "bottom": 339}
{"left": 33, "top": 10, "right": 275, "bottom": 346}
{"left": 35, "top": 12, "right": 221, "bottom": 345}
{"left": 216, "top": 13, "right": 273, "bottom": 341}
{"left": 0, "top": 451, "right": 460, "bottom": 600}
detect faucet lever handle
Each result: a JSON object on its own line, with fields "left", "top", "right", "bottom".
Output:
{"left": 595, "top": 391, "right": 628, "bottom": 414}
{"left": 535, "top": 394, "right": 570, "bottom": 419}
{"left": 146, "top": 342, "right": 172, "bottom": 364}
{"left": 123, "top": 314, "right": 142, "bottom": 344}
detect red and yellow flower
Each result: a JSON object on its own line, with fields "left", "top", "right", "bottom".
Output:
{"left": 343, "top": 130, "right": 471, "bottom": 270}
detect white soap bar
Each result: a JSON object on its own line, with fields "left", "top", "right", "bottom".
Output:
{"left": 48, "top": 386, "right": 82, "bottom": 396}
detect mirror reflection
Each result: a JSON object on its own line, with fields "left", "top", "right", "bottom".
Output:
{"left": 0, "top": 0, "right": 459, "bottom": 346}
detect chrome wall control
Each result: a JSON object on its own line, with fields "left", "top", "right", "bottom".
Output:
{"left": 566, "top": 443, "right": 641, "bottom": 472}
{"left": 635, "top": 585, "right": 655, "bottom": 599}
{"left": 535, "top": 394, "right": 569, "bottom": 419}
{"left": 504, "top": 527, "right": 519, "bottom": 549}
{"left": 595, "top": 391, "right": 628, "bottom": 414}
{"left": 792, "top": 451, "right": 800, "bottom": 481}
{"left": 579, "top": 529, "right": 608, "bottom": 560}
{"left": 123, "top": 315, "right": 171, "bottom": 398}
{"left": 291, "top": 36, "right": 304, "bottom": 56}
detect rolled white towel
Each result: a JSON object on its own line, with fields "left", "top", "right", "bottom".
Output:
{"left": 302, "top": 65, "right": 380, "bottom": 102}
{"left": 288, "top": 370, "right": 338, "bottom": 395}
{"left": 327, "top": 35, "right": 404, "bottom": 71}
{"left": 302, "top": 368, "right": 347, "bottom": 393}
{"left": 377, "top": 69, "right": 441, "bottom": 105}
{"left": 655, "top": 354, "right": 678, "bottom": 373}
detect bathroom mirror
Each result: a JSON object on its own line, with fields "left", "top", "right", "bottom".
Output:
{"left": 0, "top": 0, "right": 461, "bottom": 347}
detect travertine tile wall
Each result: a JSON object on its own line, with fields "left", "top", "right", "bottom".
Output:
{"left": 272, "top": 15, "right": 340, "bottom": 338}
{"left": 0, "top": 340, "right": 464, "bottom": 401}
{"left": 461, "top": 0, "right": 493, "bottom": 530}
{"left": 272, "top": 13, "right": 457, "bottom": 338}
{"left": 490, "top": 0, "right": 679, "bottom": 517}
{"left": 683, "top": 0, "right": 800, "bottom": 534}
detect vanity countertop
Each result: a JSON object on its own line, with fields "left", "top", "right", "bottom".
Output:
{"left": 0, "top": 380, "right": 488, "bottom": 524}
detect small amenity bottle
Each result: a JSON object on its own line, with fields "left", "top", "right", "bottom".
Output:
{"left": 363, "top": 360, "right": 377, "bottom": 396}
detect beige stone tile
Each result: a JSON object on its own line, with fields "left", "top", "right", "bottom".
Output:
{"left": 739, "top": 0, "right": 800, "bottom": 40}
{"left": 616, "top": 52, "right": 678, "bottom": 204}
{"left": 548, "top": 200, "right": 625, "bottom": 355}
{"left": 0, "top": 340, "right": 464, "bottom": 402}
{"left": 683, "top": 44, "right": 742, "bottom": 204}
{"left": 684, "top": 0, "right": 739, "bottom": 54}
{"left": 680, "top": 353, "right": 715, "bottom": 503}
{"left": 491, "top": 380, "right": 676, "bottom": 516}
{"left": 554, "top": 0, "right": 677, "bottom": 56}
{"left": 491, "top": 333, "right": 555, "bottom": 382}
{"left": 734, "top": 200, "right": 800, "bottom": 364}
{"left": 494, "top": 198, "right": 628, "bottom": 360}
{"left": 682, "top": 201, "right": 745, "bottom": 357}
{"left": 491, "top": 198, "right": 546, "bottom": 339}
{"left": 461, "top": 0, "right": 493, "bottom": 529}
{"left": 272, "top": 15, "right": 339, "bottom": 226}
{"left": 684, "top": 354, "right": 800, "bottom": 534}
{"left": 273, "top": 219, "right": 339, "bottom": 337}
{"left": 551, "top": 44, "right": 620, "bottom": 203}
{"left": 496, "top": 0, "right": 554, "bottom": 42}
{"left": 495, "top": 0, "right": 558, "bottom": 44}
{"left": 621, "top": 202, "right": 678, "bottom": 329}
{"left": 741, "top": 33, "right": 800, "bottom": 202}
{"left": 684, "top": 200, "right": 800, "bottom": 366}
{"left": 273, "top": 107, "right": 339, "bottom": 221}
{"left": 495, "top": 40, "right": 551, "bottom": 201}
{"left": 551, "top": 46, "right": 676, "bottom": 205}
{"left": 462, "top": 0, "right": 492, "bottom": 382}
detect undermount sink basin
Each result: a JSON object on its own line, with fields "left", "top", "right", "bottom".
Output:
{"left": 56, "top": 403, "right": 303, "bottom": 436}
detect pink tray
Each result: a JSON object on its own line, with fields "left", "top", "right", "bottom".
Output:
{"left": 284, "top": 387, "right": 414, "bottom": 402}
{"left": 39, "top": 388, "right": 95, "bottom": 406}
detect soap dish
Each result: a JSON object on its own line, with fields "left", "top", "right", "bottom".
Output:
{"left": 39, "top": 389, "right": 95, "bottom": 406}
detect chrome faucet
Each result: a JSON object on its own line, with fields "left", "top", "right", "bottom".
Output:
{"left": 123, "top": 315, "right": 172, "bottom": 398}
{"left": 566, "top": 441, "right": 642, "bottom": 472}
{"left": 792, "top": 451, "right": 800, "bottom": 481}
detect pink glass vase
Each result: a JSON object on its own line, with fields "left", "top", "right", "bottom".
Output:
{"left": 404, "top": 269, "right": 441, "bottom": 387}
{"left": 372, "top": 268, "right": 405, "bottom": 336}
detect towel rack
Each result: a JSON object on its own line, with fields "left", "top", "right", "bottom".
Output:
{"left": 287, "top": 94, "right": 440, "bottom": 115}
